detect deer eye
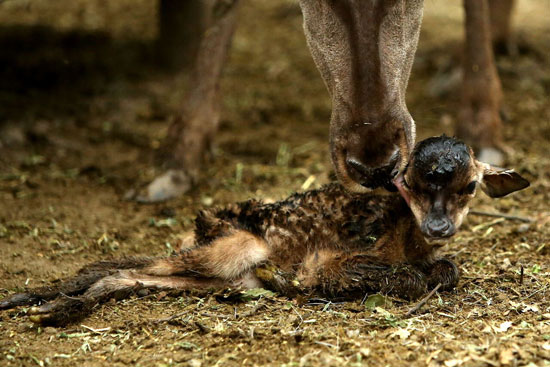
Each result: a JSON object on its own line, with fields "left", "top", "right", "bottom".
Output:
{"left": 461, "top": 181, "right": 477, "bottom": 195}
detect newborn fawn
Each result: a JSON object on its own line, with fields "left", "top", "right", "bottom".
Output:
{"left": 0, "top": 136, "right": 529, "bottom": 326}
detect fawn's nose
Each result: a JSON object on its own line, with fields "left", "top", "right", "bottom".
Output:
{"left": 424, "top": 217, "right": 455, "bottom": 238}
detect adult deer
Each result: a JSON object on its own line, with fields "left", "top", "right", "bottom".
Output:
{"left": 134, "top": 0, "right": 513, "bottom": 202}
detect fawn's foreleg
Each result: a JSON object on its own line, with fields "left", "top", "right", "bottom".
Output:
{"left": 297, "top": 250, "right": 428, "bottom": 300}
{"left": 254, "top": 262, "right": 303, "bottom": 297}
{"left": 422, "top": 258, "right": 459, "bottom": 291}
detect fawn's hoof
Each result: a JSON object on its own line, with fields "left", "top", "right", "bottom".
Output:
{"left": 26, "top": 298, "right": 86, "bottom": 326}
{"left": 125, "top": 169, "right": 192, "bottom": 203}
{"left": 27, "top": 305, "right": 53, "bottom": 325}
{"left": 255, "top": 264, "right": 301, "bottom": 296}
{"left": 427, "top": 258, "right": 459, "bottom": 291}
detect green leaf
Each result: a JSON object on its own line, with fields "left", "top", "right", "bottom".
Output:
{"left": 364, "top": 294, "right": 393, "bottom": 310}
{"left": 239, "top": 288, "right": 276, "bottom": 301}
{"left": 174, "top": 341, "right": 200, "bottom": 350}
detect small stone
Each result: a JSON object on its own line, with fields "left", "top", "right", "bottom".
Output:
{"left": 346, "top": 329, "right": 360, "bottom": 338}
{"left": 137, "top": 289, "right": 150, "bottom": 297}
{"left": 16, "top": 322, "right": 34, "bottom": 333}
{"left": 201, "top": 197, "right": 214, "bottom": 206}
{"left": 501, "top": 258, "right": 512, "bottom": 269}
{"left": 516, "top": 223, "right": 531, "bottom": 233}
{"left": 44, "top": 327, "right": 57, "bottom": 334}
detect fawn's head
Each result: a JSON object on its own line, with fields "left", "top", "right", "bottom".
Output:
{"left": 393, "top": 136, "right": 529, "bottom": 240}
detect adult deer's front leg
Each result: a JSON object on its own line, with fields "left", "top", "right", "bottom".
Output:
{"left": 299, "top": 0, "right": 424, "bottom": 192}
{"left": 458, "top": 0, "right": 504, "bottom": 166}
{"left": 135, "top": 0, "right": 240, "bottom": 203}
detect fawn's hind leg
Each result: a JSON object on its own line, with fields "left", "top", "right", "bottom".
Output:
{"left": 145, "top": 230, "right": 271, "bottom": 281}
{"left": 4, "top": 230, "right": 269, "bottom": 325}
{"left": 25, "top": 270, "right": 230, "bottom": 326}
{"left": 0, "top": 257, "right": 154, "bottom": 310}
{"left": 25, "top": 247, "right": 269, "bottom": 327}
{"left": 1, "top": 230, "right": 270, "bottom": 325}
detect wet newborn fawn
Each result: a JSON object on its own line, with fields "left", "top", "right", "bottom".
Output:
{"left": 0, "top": 136, "right": 529, "bottom": 326}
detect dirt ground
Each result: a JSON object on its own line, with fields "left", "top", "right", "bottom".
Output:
{"left": 0, "top": 0, "right": 549, "bottom": 366}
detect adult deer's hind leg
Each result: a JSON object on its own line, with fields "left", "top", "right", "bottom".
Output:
{"left": 458, "top": 0, "right": 505, "bottom": 166}
{"left": 489, "top": 0, "right": 541, "bottom": 58}
{"left": 133, "top": 0, "right": 240, "bottom": 203}
{"left": 488, "top": 0, "right": 515, "bottom": 56}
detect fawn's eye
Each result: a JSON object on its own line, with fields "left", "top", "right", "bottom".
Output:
{"left": 461, "top": 181, "right": 477, "bottom": 195}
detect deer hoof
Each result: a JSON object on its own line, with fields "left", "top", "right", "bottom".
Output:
{"left": 28, "top": 306, "right": 50, "bottom": 324}
{"left": 477, "top": 147, "right": 504, "bottom": 167}
{"left": 126, "top": 169, "right": 192, "bottom": 203}
{"left": 26, "top": 298, "right": 86, "bottom": 326}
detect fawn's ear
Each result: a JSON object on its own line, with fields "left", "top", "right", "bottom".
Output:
{"left": 479, "top": 163, "right": 530, "bottom": 198}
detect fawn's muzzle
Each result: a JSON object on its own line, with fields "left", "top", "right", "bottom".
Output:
{"left": 422, "top": 214, "right": 456, "bottom": 239}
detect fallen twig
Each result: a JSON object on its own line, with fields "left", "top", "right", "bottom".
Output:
{"left": 238, "top": 303, "right": 266, "bottom": 318}
{"left": 200, "top": 311, "right": 233, "bottom": 319}
{"left": 80, "top": 324, "right": 111, "bottom": 333}
{"left": 519, "top": 266, "right": 524, "bottom": 285}
{"left": 406, "top": 283, "right": 441, "bottom": 317}
{"left": 471, "top": 218, "right": 505, "bottom": 232}
{"left": 469, "top": 210, "right": 532, "bottom": 223}
{"left": 313, "top": 340, "right": 338, "bottom": 349}
{"left": 154, "top": 311, "right": 188, "bottom": 323}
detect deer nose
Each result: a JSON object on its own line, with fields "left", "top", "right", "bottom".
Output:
{"left": 424, "top": 217, "right": 455, "bottom": 238}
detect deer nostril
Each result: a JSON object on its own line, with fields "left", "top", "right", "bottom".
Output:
{"left": 425, "top": 218, "right": 455, "bottom": 238}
